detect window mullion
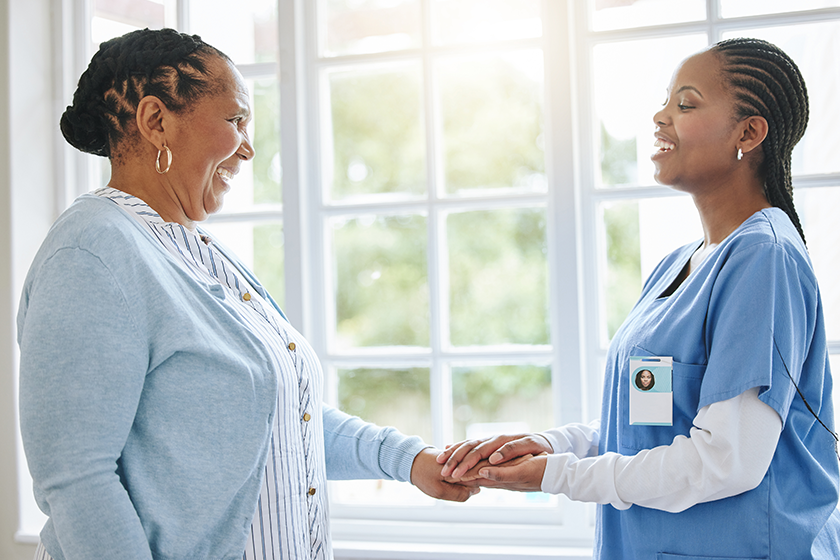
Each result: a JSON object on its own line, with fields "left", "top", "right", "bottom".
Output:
{"left": 544, "top": 0, "right": 589, "bottom": 427}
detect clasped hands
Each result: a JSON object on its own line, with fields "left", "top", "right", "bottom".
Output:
{"left": 410, "top": 434, "right": 552, "bottom": 502}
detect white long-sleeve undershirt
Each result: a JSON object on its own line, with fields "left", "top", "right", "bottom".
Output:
{"left": 538, "top": 387, "right": 782, "bottom": 513}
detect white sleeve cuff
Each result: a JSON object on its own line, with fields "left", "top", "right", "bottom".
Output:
{"left": 539, "top": 420, "right": 601, "bottom": 458}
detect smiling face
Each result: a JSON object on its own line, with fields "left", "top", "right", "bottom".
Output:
{"left": 651, "top": 50, "right": 742, "bottom": 192}
{"left": 165, "top": 56, "right": 254, "bottom": 222}
{"left": 640, "top": 370, "right": 652, "bottom": 388}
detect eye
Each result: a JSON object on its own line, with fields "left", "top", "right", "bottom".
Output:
{"left": 678, "top": 104, "right": 695, "bottom": 111}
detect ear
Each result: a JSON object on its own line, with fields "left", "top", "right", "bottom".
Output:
{"left": 738, "top": 115, "right": 769, "bottom": 156}
{"left": 135, "top": 96, "right": 169, "bottom": 149}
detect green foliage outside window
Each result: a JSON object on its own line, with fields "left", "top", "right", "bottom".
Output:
{"left": 334, "top": 214, "right": 429, "bottom": 348}
{"left": 330, "top": 69, "right": 426, "bottom": 201}
{"left": 604, "top": 202, "right": 641, "bottom": 339}
{"left": 439, "top": 54, "right": 545, "bottom": 194}
{"left": 448, "top": 208, "right": 549, "bottom": 346}
{"left": 252, "top": 79, "right": 281, "bottom": 205}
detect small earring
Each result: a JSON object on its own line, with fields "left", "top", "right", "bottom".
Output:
{"left": 737, "top": 148, "right": 743, "bottom": 161}
{"left": 156, "top": 145, "right": 172, "bottom": 174}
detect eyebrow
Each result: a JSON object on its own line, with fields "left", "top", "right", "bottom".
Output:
{"left": 675, "top": 85, "right": 703, "bottom": 98}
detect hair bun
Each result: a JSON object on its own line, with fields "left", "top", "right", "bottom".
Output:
{"left": 60, "top": 101, "right": 110, "bottom": 157}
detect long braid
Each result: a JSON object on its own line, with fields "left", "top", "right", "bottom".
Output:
{"left": 711, "top": 38, "right": 809, "bottom": 245}
{"left": 60, "top": 28, "right": 231, "bottom": 158}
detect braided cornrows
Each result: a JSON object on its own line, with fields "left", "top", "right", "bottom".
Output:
{"left": 60, "top": 28, "right": 230, "bottom": 158}
{"left": 711, "top": 38, "right": 809, "bottom": 244}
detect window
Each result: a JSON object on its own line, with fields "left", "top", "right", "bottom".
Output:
{"left": 38, "top": 0, "right": 840, "bottom": 555}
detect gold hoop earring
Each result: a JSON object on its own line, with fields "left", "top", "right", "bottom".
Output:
{"left": 155, "top": 145, "right": 172, "bottom": 174}
{"left": 737, "top": 148, "right": 743, "bottom": 161}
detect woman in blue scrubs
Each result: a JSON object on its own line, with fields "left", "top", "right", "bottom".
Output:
{"left": 437, "top": 38, "right": 840, "bottom": 558}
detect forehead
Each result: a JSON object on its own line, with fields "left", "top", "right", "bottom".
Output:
{"left": 205, "top": 56, "right": 251, "bottom": 107}
{"left": 668, "top": 50, "right": 724, "bottom": 95}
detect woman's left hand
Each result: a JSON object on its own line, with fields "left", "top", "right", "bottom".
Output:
{"left": 410, "top": 448, "right": 481, "bottom": 502}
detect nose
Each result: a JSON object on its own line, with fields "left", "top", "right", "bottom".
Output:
{"left": 653, "top": 106, "right": 668, "bottom": 128}
{"left": 238, "top": 135, "right": 255, "bottom": 161}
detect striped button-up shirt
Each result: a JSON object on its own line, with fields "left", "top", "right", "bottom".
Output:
{"left": 95, "top": 187, "right": 330, "bottom": 560}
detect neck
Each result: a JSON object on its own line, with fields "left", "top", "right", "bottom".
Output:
{"left": 690, "top": 174, "right": 770, "bottom": 248}
{"left": 108, "top": 157, "right": 196, "bottom": 231}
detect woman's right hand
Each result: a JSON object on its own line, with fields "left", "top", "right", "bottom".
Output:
{"left": 436, "top": 433, "right": 554, "bottom": 480}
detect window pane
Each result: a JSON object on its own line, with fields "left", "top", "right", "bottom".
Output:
{"left": 438, "top": 51, "right": 545, "bottom": 196}
{"left": 452, "top": 364, "right": 552, "bottom": 440}
{"left": 593, "top": 35, "right": 707, "bottom": 188}
{"left": 320, "top": 0, "right": 422, "bottom": 57}
{"left": 431, "top": 0, "right": 542, "bottom": 45}
{"left": 91, "top": 0, "right": 171, "bottom": 48}
{"left": 589, "top": 0, "right": 705, "bottom": 32}
{"left": 332, "top": 214, "right": 429, "bottom": 349}
{"left": 189, "top": 0, "right": 278, "bottom": 64}
{"left": 327, "top": 64, "right": 426, "bottom": 203}
{"left": 451, "top": 363, "right": 554, "bottom": 507}
{"left": 720, "top": 0, "right": 840, "bottom": 18}
{"left": 204, "top": 222, "right": 285, "bottom": 309}
{"left": 339, "top": 367, "right": 432, "bottom": 441}
{"left": 722, "top": 22, "right": 840, "bottom": 176}
{"left": 331, "top": 366, "right": 433, "bottom": 506}
{"left": 795, "top": 186, "right": 840, "bottom": 341}
{"left": 448, "top": 208, "right": 548, "bottom": 346}
{"left": 252, "top": 78, "right": 282, "bottom": 205}
{"left": 600, "top": 197, "right": 701, "bottom": 342}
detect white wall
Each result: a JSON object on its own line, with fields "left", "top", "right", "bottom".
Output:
{"left": 1, "top": 0, "right": 58, "bottom": 556}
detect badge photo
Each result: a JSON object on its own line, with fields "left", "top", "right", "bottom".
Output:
{"left": 629, "top": 356, "right": 673, "bottom": 426}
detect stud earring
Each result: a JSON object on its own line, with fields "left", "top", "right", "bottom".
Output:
{"left": 156, "top": 145, "right": 172, "bottom": 174}
{"left": 737, "top": 148, "right": 743, "bottom": 161}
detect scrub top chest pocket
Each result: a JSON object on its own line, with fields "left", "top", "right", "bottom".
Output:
{"left": 619, "top": 347, "right": 706, "bottom": 453}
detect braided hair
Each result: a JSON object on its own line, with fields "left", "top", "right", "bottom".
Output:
{"left": 60, "top": 28, "right": 231, "bottom": 159}
{"left": 710, "top": 38, "right": 809, "bottom": 244}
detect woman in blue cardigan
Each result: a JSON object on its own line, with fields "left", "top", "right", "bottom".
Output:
{"left": 18, "top": 28, "right": 474, "bottom": 560}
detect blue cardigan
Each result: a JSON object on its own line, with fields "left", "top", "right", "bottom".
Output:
{"left": 18, "top": 195, "right": 426, "bottom": 560}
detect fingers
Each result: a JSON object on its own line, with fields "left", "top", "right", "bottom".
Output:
{"left": 439, "top": 434, "right": 531, "bottom": 479}
{"left": 488, "top": 435, "right": 554, "bottom": 465}
{"left": 476, "top": 455, "right": 547, "bottom": 493}
{"left": 435, "top": 439, "right": 468, "bottom": 464}
{"left": 438, "top": 439, "right": 489, "bottom": 478}
{"left": 439, "top": 481, "right": 482, "bottom": 502}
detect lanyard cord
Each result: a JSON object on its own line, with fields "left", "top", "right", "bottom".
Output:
{"left": 772, "top": 336, "right": 839, "bottom": 462}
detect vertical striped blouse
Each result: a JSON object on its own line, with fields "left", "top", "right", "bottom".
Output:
{"left": 94, "top": 187, "right": 330, "bottom": 560}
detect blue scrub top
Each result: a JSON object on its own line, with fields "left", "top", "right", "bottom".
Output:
{"left": 596, "top": 208, "right": 839, "bottom": 559}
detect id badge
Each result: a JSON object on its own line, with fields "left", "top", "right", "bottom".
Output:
{"left": 629, "top": 356, "right": 673, "bottom": 426}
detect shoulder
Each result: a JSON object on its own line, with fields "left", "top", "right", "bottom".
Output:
{"left": 722, "top": 208, "right": 815, "bottom": 283}
{"left": 33, "top": 194, "right": 154, "bottom": 263}
{"left": 24, "top": 195, "right": 166, "bottom": 293}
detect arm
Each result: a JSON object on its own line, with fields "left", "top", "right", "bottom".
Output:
{"left": 18, "top": 248, "right": 153, "bottom": 559}
{"left": 480, "top": 388, "right": 781, "bottom": 513}
{"left": 323, "top": 405, "right": 476, "bottom": 501}
{"left": 323, "top": 404, "right": 427, "bottom": 482}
